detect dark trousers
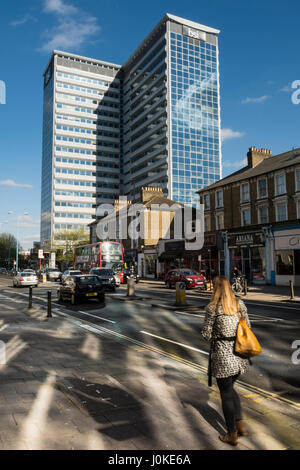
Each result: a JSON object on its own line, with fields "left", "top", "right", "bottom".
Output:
{"left": 216, "top": 374, "right": 242, "bottom": 433}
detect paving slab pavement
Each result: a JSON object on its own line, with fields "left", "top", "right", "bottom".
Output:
{"left": 0, "top": 295, "right": 299, "bottom": 450}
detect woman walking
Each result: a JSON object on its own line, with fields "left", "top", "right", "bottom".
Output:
{"left": 201, "top": 276, "right": 251, "bottom": 446}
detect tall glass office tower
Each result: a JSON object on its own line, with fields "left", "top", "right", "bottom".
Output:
{"left": 169, "top": 20, "right": 221, "bottom": 206}
{"left": 41, "top": 14, "right": 221, "bottom": 245}
{"left": 122, "top": 14, "right": 221, "bottom": 206}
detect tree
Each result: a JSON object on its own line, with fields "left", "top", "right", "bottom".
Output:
{"left": 0, "top": 232, "right": 19, "bottom": 268}
{"left": 52, "top": 228, "right": 90, "bottom": 269}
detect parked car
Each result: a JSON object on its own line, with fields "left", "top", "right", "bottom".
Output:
{"left": 13, "top": 271, "right": 39, "bottom": 288}
{"left": 89, "top": 268, "right": 117, "bottom": 292}
{"left": 57, "top": 275, "right": 105, "bottom": 305}
{"left": 165, "top": 269, "right": 207, "bottom": 289}
{"left": 23, "top": 269, "right": 36, "bottom": 275}
{"left": 60, "top": 269, "right": 82, "bottom": 283}
{"left": 123, "top": 268, "right": 140, "bottom": 284}
{"left": 45, "top": 267, "right": 62, "bottom": 282}
{"left": 0, "top": 268, "right": 7, "bottom": 274}
{"left": 113, "top": 274, "right": 121, "bottom": 287}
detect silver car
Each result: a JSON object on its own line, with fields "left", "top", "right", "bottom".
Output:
{"left": 13, "top": 272, "right": 39, "bottom": 287}
{"left": 23, "top": 269, "right": 36, "bottom": 275}
{"left": 45, "top": 268, "right": 62, "bottom": 281}
{"left": 61, "top": 270, "right": 82, "bottom": 283}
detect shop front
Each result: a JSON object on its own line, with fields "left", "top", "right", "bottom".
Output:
{"left": 228, "top": 231, "right": 266, "bottom": 284}
{"left": 158, "top": 234, "right": 219, "bottom": 280}
{"left": 159, "top": 240, "right": 186, "bottom": 275}
{"left": 271, "top": 226, "right": 300, "bottom": 286}
{"left": 197, "top": 233, "right": 219, "bottom": 280}
{"left": 138, "top": 247, "right": 158, "bottom": 279}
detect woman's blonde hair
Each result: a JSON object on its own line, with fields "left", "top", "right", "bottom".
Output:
{"left": 209, "top": 276, "right": 240, "bottom": 316}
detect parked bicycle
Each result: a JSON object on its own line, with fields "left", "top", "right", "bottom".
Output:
{"left": 231, "top": 275, "right": 245, "bottom": 294}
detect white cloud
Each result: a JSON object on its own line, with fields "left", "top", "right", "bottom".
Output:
{"left": 20, "top": 234, "right": 40, "bottom": 242}
{"left": 223, "top": 158, "right": 247, "bottom": 169}
{"left": 20, "top": 234, "right": 40, "bottom": 250}
{"left": 40, "top": 0, "right": 100, "bottom": 52}
{"left": 280, "top": 84, "right": 292, "bottom": 93}
{"left": 242, "top": 95, "right": 270, "bottom": 104}
{"left": 221, "top": 128, "right": 244, "bottom": 142}
{"left": 10, "top": 15, "right": 37, "bottom": 27}
{"left": 44, "top": 0, "right": 78, "bottom": 15}
{"left": 11, "top": 216, "right": 40, "bottom": 229}
{"left": 0, "top": 179, "right": 33, "bottom": 189}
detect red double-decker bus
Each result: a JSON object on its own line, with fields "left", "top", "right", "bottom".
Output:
{"left": 74, "top": 241, "right": 125, "bottom": 283}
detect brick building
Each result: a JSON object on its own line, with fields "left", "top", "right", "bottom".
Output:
{"left": 89, "top": 186, "right": 183, "bottom": 278}
{"left": 197, "top": 146, "right": 300, "bottom": 285}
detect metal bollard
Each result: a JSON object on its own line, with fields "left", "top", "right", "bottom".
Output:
{"left": 290, "top": 280, "right": 295, "bottom": 300}
{"left": 47, "top": 291, "right": 52, "bottom": 318}
{"left": 243, "top": 279, "right": 248, "bottom": 296}
{"left": 28, "top": 286, "right": 33, "bottom": 309}
{"left": 127, "top": 278, "right": 135, "bottom": 297}
{"left": 176, "top": 282, "right": 187, "bottom": 306}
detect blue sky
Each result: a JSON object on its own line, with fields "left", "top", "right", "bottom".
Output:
{"left": 0, "top": 0, "right": 299, "bottom": 248}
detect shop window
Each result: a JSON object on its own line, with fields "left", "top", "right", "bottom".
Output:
{"left": 251, "top": 246, "right": 266, "bottom": 281}
{"left": 276, "top": 251, "right": 294, "bottom": 275}
{"left": 295, "top": 251, "right": 300, "bottom": 276}
{"left": 231, "top": 248, "right": 242, "bottom": 271}
{"left": 145, "top": 255, "right": 156, "bottom": 275}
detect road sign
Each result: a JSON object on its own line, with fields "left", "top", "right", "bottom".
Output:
{"left": 38, "top": 249, "right": 44, "bottom": 259}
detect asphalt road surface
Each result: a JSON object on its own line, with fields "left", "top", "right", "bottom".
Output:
{"left": 0, "top": 276, "right": 299, "bottom": 406}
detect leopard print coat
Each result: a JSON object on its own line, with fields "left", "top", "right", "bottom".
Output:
{"left": 201, "top": 299, "right": 251, "bottom": 379}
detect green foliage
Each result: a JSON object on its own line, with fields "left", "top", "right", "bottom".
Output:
{"left": 52, "top": 228, "right": 89, "bottom": 264}
{"left": 0, "top": 232, "right": 18, "bottom": 267}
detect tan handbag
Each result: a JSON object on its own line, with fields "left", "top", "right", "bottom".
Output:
{"left": 235, "top": 315, "right": 262, "bottom": 358}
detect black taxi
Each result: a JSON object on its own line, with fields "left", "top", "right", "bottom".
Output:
{"left": 57, "top": 275, "right": 105, "bottom": 305}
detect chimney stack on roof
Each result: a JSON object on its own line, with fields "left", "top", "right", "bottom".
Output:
{"left": 141, "top": 186, "right": 163, "bottom": 203}
{"left": 247, "top": 146, "right": 273, "bottom": 168}
{"left": 114, "top": 197, "right": 132, "bottom": 212}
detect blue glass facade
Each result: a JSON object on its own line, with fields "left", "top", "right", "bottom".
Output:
{"left": 169, "top": 31, "right": 221, "bottom": 206}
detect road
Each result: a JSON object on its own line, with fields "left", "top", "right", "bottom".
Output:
{"left": 0, "top": 276, "right": 299, "bottom": 406}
